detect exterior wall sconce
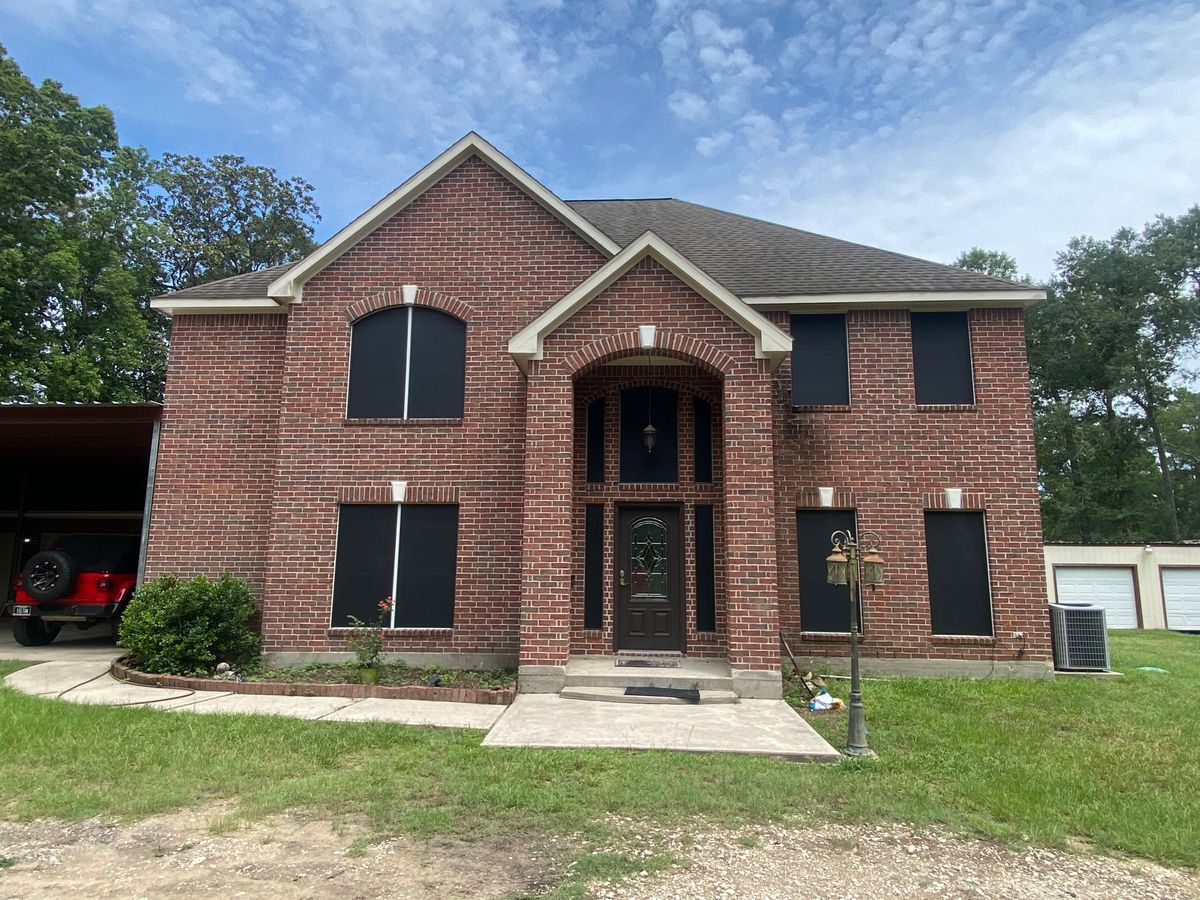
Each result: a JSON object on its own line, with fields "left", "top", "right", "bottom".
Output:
{"left": 944, "top": 487, "right": 963, "bottom": 509}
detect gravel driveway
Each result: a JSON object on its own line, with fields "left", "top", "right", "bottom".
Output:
{"left": 589, "top": 821, "right": 1200, "bottom": 900}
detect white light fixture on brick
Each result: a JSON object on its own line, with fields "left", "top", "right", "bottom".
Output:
{"left": 638, "top": 325, "right": 657, "bottom": 350}
{"left": 402, "top": 284, "right": 418, "bottom": 304}
{"left": 944, "top": 487, "right": 963, "bottom": 509}
{"left": 818, "top": 487, "right": 835, "bottom": 508}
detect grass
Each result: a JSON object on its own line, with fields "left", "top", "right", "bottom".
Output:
{"left": 0, "top": 632, "right": 1196, "bottom": 871}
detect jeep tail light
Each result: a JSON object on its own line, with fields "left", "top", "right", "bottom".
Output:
{"left": 97, "top": 576, "right": 112, "bottom": 591}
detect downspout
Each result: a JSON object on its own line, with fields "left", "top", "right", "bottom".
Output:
{"left": 136, "top": 419, "right": 162, "bottom": 587}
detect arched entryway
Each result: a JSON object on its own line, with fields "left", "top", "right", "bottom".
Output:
{"left": 571, "top": 357, "right": 726, "bottom": 658}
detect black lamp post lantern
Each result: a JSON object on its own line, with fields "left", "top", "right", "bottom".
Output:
{"left": 826, "top": 528, "right": 885, "bottom": 758}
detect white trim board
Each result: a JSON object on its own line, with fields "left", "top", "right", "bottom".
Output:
{"left": 267, "top": 132, "right": 620, "bottom": 305}
{"left": 744, "top": 289, "right": 1045, "bottom": 311}
{"left": 149, "top": 297, "right": 286, "bottom": 316}
{"left": 508, "top": 231, "right": 793, "bottom": 375}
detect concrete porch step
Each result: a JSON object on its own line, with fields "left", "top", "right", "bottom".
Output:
{"left": 559, "top": 686, "right": 739, "bottom": 705}
{"left": 564, "top": 655, "right": 734, "bottom": 693}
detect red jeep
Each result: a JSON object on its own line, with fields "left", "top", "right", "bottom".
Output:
{"left": 7, "top": 534, "right": 139, "bottom": 646}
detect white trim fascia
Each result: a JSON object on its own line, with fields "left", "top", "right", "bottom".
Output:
{"left": 267, "top": 132, "right": 620, "bottom": 304}
{"left": 744, "top": 289, "right": 1045, "bottom": 310}
{"left": 148, "top": 297, "right": 286, "bottom": 316}
{"left": 508, "top": 231, "right": 793, "bottom": 375}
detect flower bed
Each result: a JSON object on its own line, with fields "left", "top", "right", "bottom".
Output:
{"left": 111, "top": 658, "right": 516, "bottom": 705}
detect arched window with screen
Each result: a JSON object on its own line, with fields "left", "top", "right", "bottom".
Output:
{"left": 347, "top": 306, "right": 466, "bottom": 419}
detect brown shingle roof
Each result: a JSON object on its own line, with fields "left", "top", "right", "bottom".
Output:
{"left": 154, "top": 200, "right": 1027, "bottom": 301}
{"left": 566, "top": 199, "right": 1026, "bottom": 296}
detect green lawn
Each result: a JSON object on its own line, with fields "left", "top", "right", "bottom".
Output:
{"left": 0, "top": 631, "right": 1195, "bottom": 868}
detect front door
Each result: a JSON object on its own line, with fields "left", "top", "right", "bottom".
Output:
{"left": 616, "top": 505, "right": 682, "bottom": 651}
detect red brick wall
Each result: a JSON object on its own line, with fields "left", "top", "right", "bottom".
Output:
{"left": 773, "top": 307, "right": 1052, "bottom": 663}
{"left": 259, "top": 156, "right": 606, "bottom": 656}
{"left": 144, "top": 314, "right": 287, "bottom": 594}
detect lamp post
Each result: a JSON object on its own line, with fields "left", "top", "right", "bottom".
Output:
{"left": 825, "top": 529, "right": 885, "bottom": 758}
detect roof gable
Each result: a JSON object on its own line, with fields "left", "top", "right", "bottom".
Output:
{"left": 508, "top": 231, "right": 793, "bottom": 375}
{"left": 267, "top": 133, "right": 619, "bottom": 304}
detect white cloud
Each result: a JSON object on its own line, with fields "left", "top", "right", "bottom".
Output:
{"left": 668, "top": 89, "right": 709, "bottom": 121}
{"left": 733, "top": 5, "right": 1200, "bottom": 278}
{"left": 696, "top": 130, "right": 732, "bottom": 156}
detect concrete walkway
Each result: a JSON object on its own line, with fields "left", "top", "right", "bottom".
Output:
{"left": 483, "top": 694, "right": 841, "bottom": 761}
{"left": 1, "top": 627, "right": 840, "bottom": 760}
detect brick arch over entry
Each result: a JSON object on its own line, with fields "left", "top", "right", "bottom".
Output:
{"left": 563, "top": 330, "right": 736, "bottom": 379}
{"left": 344, "top": 287, "right": 474, "bottom": 324}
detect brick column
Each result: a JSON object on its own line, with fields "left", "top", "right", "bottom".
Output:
{"left": 722, "top": 368, "right": 782, "bottom": 698}
{"left": 517, "top": 367, "right": 575, "bottom": 691}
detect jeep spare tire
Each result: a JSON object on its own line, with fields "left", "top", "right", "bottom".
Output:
{"left": 22, "top": 550, "right": 78, "bottom": 601}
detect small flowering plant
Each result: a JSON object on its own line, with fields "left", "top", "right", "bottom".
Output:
{"left": 345, "top": 595, "right": 393, "bottom": 670}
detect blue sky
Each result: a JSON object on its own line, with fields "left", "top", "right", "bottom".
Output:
{"left": 4, "top": 0, "right": 1199, "bottom": 279}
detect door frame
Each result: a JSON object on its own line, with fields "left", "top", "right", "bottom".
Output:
{"left": 613, "top": 503, "right": 684, "bottom": 653}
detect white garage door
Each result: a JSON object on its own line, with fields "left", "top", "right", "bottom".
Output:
{"left": 1162, "top": 568, "right": 1200, "bottom": 630}
{"left": 1054, "top": 567, "right": 1138, "bottom": 629}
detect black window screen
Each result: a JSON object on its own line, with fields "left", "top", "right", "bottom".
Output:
{"left": 924, "top": 511, "right": 992, "bottom": 636}
{"left": 790, "top": 314, "right": 849, "bottom": 405}
{"left": 693, "top": 395, "right": 713, "bottom": 483}
{"left": 331, "top": 505, "right": 398, "bottom": 627}
{"left": 407, "top": 307, "right": 466, "bottom": 419}
{"left": 583, "top": 504, "right": 604, "bottom": 629}
{"left": 347, "top": 308, "right": 407, "bottom": 419}
{"left": 395, "top": 504, "right": 459, "bottom": 628}
{"left": 348, "top": 307, "right": 465, "bottom": 419}
{"left": 911, "top": 311, "right": 974, "bottom": 405}
{"left": 619, "top": 387, "right": 678, "bottom": 483}
{"left": 794, "top": 509, "right": 861, "bottom": 633}
{"left": 695, "top": 505, "right": 716, "bottom": 632}
{"left": 586, "top": 398, "right": 605, "bottom": 483}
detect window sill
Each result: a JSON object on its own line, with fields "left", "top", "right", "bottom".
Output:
{"left": 328, "top": 627, "right": 454, "bottom": 635}
{"left": 915, "top": 404, "right": 976, "bottom": 412}
{"left": 930, "top": 633, "right": 994, "bottom": 645}
{"left": 343, "top": 417, "right": 464, "bottom": 427}
{"left": 791, "top": 404, "right": 851, "bottom": 412}
{"left": 798, "top": 631, "right": 864, "bottom": 642}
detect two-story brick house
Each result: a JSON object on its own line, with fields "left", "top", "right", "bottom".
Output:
{"left": 146, "top": 133, "right": 1052, "bottom": 698}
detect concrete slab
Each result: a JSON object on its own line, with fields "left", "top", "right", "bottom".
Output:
{"left": 482, "top": 695, "right": 842, "bottom": 761}
{"left": 0, "top": 620, "right": 122, "bottom": 663}
{"left": 321, "top": 697, "right": 505, "bottom": 729}
{"left": 62, "top": 675, "right": 195, "bottom": 706}
{"left": 144, "top": 689, "right": 236, "bottom": 710}
{"left": 3, "top": 659, "right": 112, "bottom": 696}
{"left": 169, "top": 693, "right": 356, "bottom": 720}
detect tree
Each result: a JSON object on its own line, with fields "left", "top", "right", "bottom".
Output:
{"left": 952, "top": 247, "right": 1021, "bottom": 281}
{"left": 0, "top": 46, "right": 321, "bottom": 403}
{"left": 0, "top": 44, "right": 117, "bottom": 400}
{"left": 148, "top": 152, "right": 319, "bottom": 291}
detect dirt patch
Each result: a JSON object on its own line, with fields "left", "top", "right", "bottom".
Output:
{"left": 591, "top": 821, "right": 1200, "bottom": 900}
{"left": 0, "top": 806, "right": 541, "bottom": 899}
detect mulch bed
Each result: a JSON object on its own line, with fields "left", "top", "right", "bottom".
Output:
{"left": 111, "top": 658, "right": 516, "bottom": 705}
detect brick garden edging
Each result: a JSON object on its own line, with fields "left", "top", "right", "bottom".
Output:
{"left": 110, "top": 658, "right": 515, "bottom": 705}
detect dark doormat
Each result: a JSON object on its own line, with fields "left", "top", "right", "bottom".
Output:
{"left": 625, "top": 686, "right": 700, "bottom": 703}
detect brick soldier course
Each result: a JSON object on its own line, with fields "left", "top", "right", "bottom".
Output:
{"left": 146, "top": 133, "right": 1053, "bottom": 700}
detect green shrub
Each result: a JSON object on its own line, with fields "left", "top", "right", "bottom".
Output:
{"left": 119, "top": 574, "right": 261, "bottom": 675}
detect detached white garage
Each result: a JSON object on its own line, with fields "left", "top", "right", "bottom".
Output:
{"left": 1053, "top": 567, "right": 1139, "bottom": 629}
{"left": 1162, "top": 568, "right": 1200, "bottom": 630}
{"left": 1045, "top": 544, "right": 1200, "bottom": 631}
